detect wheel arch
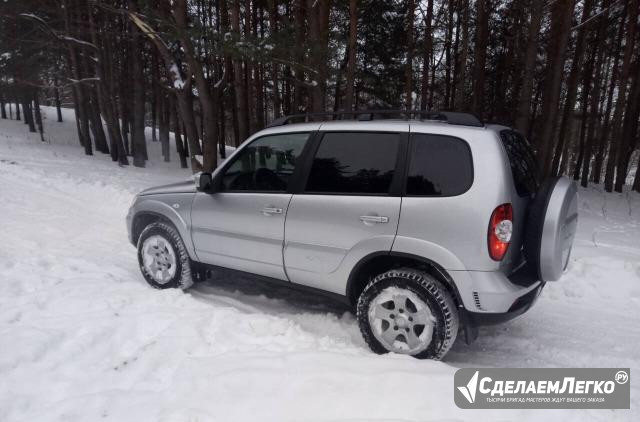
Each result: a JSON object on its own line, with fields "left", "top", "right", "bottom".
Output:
{"left": 130, "top": 196, "right": 197, "bottom": 260}
{"left": 345, "top": 251, "right": 464, "bottom": 308}
{"left": 131, "top": 211, "right": 173, "bottom": 246}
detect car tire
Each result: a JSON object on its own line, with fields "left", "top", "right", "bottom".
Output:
{"left": 357, "top": 268, "right": 458, "bottom": 360}
{"left": 137, "top": 221, "right": 194, "bottom": 290}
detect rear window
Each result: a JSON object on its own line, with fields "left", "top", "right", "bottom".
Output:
{"left": 499, "top": 130, "right": 539, "bottom": 197}
{"left": 406, "top": 134, "right": 473, "bottom": 196}
{"left": 305, "top": 132, "right": 399, "bottom": 194}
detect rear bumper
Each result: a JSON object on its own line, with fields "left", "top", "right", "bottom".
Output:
{"left": 450, "top": 263, "right": 543, "bottom": 316}
{"left": 451, "top": 264, "right": 543, "bottom": 344}
{"left": 467, "top": 281, "right": 544, "bottom": 326}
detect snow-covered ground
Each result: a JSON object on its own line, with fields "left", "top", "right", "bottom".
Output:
{"left": 0, "top": 108, "right": 638, "bottom": 421}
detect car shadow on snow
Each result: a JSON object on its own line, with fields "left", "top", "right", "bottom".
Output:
{"left": 189, "top": 270, "right": 536, "bottom": 365}
{"left": 190, "top": 270, "right": 353, "bottom": 317}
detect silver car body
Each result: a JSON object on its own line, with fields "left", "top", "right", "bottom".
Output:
{"left": 127, "top": 120, "right": 542, "bottom": 314}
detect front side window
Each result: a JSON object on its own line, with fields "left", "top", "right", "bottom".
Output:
{"left": 221, "top": 132, "right": 310, "bottom": 192}
{"left": 406, "top": 134, "right": 473, "bottom": 196}
{"left": 305, "top": 132, "right": 399, "bottom": 194}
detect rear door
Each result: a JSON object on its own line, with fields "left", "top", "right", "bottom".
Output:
{"left": 283, "top": 128, "right": 407, "bottom": 295}
{"left": 191, "top": 131, "right": 312, "bottom": 280}
{"left": 498, "top": 129, "right": 540, "bottom": 271}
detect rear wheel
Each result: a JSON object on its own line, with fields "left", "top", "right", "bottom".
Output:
{"left": 137, "top": 222, "right": 193, "bottom": 290}
{"left": 357, "top": 269, "right": 458, "bottom": 360}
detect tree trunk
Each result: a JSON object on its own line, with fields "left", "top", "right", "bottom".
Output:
{"left": 151, "top": 51, "right": 159, "bottom": 143}
{"left": 0, "top": 92, "right": 6, "bottom": 119}
{"left": 514, "top": 0, "right": 544, "bottom": 134}
{"left": 22, "top": 92, "right": 36, "bottom": 133}
{"left": 450, "top": 0, "right": 462, "bottom": 109}
{"left": 292, "top": 0, "right": 305, "bottom": 113}
{"left": 230, "top": 0, "right": 249, "bottom": 142}
{"left": 592, "top": 17, "right": 625, "bottom": 184}
{"left": 70, "top": 88, "right": 84, "bottom": 148}
{"left": 173, "top": 0, "right": 221, "bottom": 172}
{"left": 219, "top": 0, "right": 239, "bottom": 146}
{"left": 219, "top": 95, "right": 227, "bottom": 159}
{"left": 574, "top": 44, "right": 596, "bottom": 183}
{"left": 127, "top": 1, "right": 203, "bottom": 169}
{"left": 605, "top": 0, "right": 638, "bottom": 192}
{"left": 33, "top": 90, "right": 44, "bottom": 142}
{"left": 245, "top": 0, "right": 256, "bottom": 134}
{"left": 306, "top": 0, "right": 331, "bottom": 113}
{"left": 343, "top": 0, "right": 358, "bottom": 112}
{"left": 614, "top": 57, "right": 640, "bottom": 191}
{"left": 633, "top": 160, "right": 640, "bottom": 193}
{"left": 129, "top": 1, "right": 148, "bottom": 168}
{"left": 535, "top": 0, "right": 574, "bottom": 177}
{"left": 63, "top": 0, "right": 92, "bottom": 156}
{"left": 173, "top": 95, "right": 189, "bottom": 169}
{"left": 89, "top": 5, "right": 128, "bottom": 165}
{"left": 579, "top": 1, "right": 609, "bottom": 186}
{"left": 551, "top": 0, "right": 594, "bottom": 176}
{"left": 54, "top": 78, "right": 63, "bottom": 122}
{"left": 471, "top": 0, "right": 490, "bottom": 117}
{"left": 120, "top": 92, "right": 130, "bottom": 156}
{"left": 15, "top": 96, "right": 21, "bottom": 120}
{"left": 611, "top": 0, "right": 639, "bottom": 192}
{"left": 453, "top": 0, "right": 469, "bottom": 111}
{"left": 254, "top": 7, "right": 265, "bottom": 130}
{"left": 159, "top": 92, "right": 170, "bottom": 162}
{"left": 176, "top": 87, "right": 204, "bottom": 170}
{"left": 404, "top": 0, "right": 416, "bottom": 110}
{"left": 88, "top": 89, "right": 110, "bottom": 154}
{"left": 267, "top": 0, "right": 282, "bottom": 117}
{"left": 443, "top": 0, "right": 454, "bottom": 108}
{"left": 332, "top": 35, "right": 350, "bottom": 112}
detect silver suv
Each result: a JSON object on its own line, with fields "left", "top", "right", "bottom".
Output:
{"left": 126, "top": 111, "right": 578, "bottom": 360}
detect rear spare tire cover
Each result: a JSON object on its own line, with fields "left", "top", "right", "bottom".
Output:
{"left": 524, "top": 177, "right": 578, "bottom": 282}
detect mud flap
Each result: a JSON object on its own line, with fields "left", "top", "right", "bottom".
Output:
{"left": 459, "top": 306, "right": 479, "bottom": 345}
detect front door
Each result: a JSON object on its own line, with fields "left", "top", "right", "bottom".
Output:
{"left": 191, "top": 131, "right": 312, "bottom": 280}
{"left": 284, "top": 129, "right": 406, "bottom": 294}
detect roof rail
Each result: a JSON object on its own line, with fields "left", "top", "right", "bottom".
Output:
{"left": 266, "top": 110, "right": 483, "bottom": 128}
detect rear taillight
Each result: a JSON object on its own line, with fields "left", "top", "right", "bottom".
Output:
{"left": 488, "top": 203, "right": 513, "bottom": 261}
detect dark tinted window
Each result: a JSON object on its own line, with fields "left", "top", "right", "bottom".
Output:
{"left": 406, "top": 134, "right": 473, "bottom": 196}
{"left": 499, "top": 130, "right": 539, "bottom": 196}
{"left": 221, "top": 132, "right": 309, "bottom": 192}
{"left": 305, "top": 132, "right": 399, "bottom": 194}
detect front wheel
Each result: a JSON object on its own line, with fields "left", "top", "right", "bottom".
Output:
{"left": 356, "top": 269, "right": 458, "bottom": 360}
{"left": 137, "top": 221, "right": 193, "bottom": 290}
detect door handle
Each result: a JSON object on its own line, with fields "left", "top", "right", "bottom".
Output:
{"left": 359, "top": 215, "right": 389, "bottom": 224}
{"left": 262, "top": 206, "right": 283, "bottom": 216}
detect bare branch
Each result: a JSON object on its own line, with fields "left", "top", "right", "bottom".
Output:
{"left": 19, "top": 13, "right": 97, "bottom": 50}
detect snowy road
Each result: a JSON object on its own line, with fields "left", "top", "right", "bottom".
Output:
{"left": 1, "top": 112, "right": 639, "bottom": 421}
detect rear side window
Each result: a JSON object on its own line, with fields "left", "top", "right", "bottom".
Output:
{"left": 406, "top": 134, "right": 473, "bottom": 196}
{"left": 499, "top": 130, "right": 539, "bottom": 197}
{"left": 305, "top": 132, "right": 399, "bottom": 194}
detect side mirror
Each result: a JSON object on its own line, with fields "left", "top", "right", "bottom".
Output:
{"left": 196, "top": 172, "right": 213, "bottom": 192}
